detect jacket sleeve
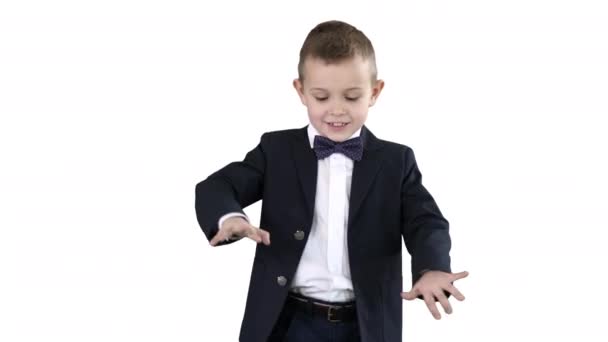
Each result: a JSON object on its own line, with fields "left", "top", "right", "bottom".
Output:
{"left": 195, "top": 133, "right": 267, "bottom": 246}
{"left": 400, "top": 147, "right": 452, "bottom": 288}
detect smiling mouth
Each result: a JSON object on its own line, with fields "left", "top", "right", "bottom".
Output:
{"left": 327, "top": 122, "right": 349, "bottom": 127}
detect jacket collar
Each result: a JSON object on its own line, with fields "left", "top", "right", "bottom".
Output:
{"left": 291, "top": 124, "right": 385, "bottom": 233}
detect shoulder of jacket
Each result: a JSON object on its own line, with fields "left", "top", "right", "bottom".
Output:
{"left": 259, "top": 127, "right": 303, "bottom": 143}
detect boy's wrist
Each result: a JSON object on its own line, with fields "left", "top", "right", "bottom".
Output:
{"left": 218, "top": 212, "right": 249, "bottom": 230}
{"left": 218, "top": 212, "right": 249, "bottom": 241}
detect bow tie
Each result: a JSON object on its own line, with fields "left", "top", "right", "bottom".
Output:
{"left": 313, "top": 135, "right": 363, "bottom": 161}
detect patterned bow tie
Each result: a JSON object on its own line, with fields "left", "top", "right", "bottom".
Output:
{"left": 313, "top": 135, "right": 363, "bottom": 161}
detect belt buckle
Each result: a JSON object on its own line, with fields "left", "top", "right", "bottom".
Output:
{"left": 327, "top": 306, "right": 341, "bottom": 323}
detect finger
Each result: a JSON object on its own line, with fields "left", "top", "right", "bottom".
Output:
{"left": 245, "top": 225, "right": 263, "bottom": 243}
{"left": 434, "top": 289, "right": 452, "bottom": 315}
{"left": 209, "top": 229, "right": 229, "bottom": 246}
{"left": 245, "top": 225, "right": 271, "bottom": 244}
{"left": 446, "top": 284, "right": 465, "bottom": 301}
{"left": 423, "top": 292, "right": 442, "bottom": 320}
{"left": 258, "top": 228, "right": 271, "bottom": 245}
{"left": 451, "top": 271, "right": 469, "bottom": 281}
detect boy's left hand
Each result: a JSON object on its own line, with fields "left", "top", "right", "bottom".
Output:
{"left": 400, "top": 270, "right": 469, "bottom": 320}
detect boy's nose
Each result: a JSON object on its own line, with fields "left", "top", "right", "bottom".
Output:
{"left": 328, "top": 106, "right": 347, "bottom": 116}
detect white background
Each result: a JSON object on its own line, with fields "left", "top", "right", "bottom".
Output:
{"left": 1, "top": 0, "right": 607, "bottom": 341}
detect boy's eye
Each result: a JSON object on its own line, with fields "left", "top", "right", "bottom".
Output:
{"left": 314, "top": 97, "right": 359, "bottom": 102}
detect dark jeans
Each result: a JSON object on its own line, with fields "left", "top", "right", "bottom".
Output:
{"left": 267, "top": 297, "right": 361, "bottom": 342}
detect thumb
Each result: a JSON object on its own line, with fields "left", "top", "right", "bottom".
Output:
{"left": 452, "top": 270, "right": 470, "bottom": 281}
{"left": 400, "top": 289, "right": 418, "bottom": 301}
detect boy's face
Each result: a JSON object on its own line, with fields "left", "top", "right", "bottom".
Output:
{"left": 293, "top": 56, "right": 384, "bottom": 142}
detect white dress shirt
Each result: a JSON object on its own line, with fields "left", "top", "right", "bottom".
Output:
{"left": 289, "top": 124, "right": 359, "bottom": 302}
{"left": 218, "top": 123, "right": 360, "bottom": 302}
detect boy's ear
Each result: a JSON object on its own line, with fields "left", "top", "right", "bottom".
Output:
{"left": 293, "top": 78, "right": 306, "bottom": 106}
{"left": 369, "top": 79, "right": 385, "bottom": 107}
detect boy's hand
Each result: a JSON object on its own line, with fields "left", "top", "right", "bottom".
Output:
{"left": 400, "top": 270, "right": 468, "bottom": 320}
{"left": 209, "top": 216, "right": 271, "bottom": 246}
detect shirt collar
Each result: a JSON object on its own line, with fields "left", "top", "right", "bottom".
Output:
{"left": 306, "top": 123, "right": 362, "bottom": 149}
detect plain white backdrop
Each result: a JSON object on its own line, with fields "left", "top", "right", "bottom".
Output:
{"left": 1, "top": 0, "right": 607, "bottom": 341}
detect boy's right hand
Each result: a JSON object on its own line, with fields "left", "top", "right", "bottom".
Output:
{"left": 209, "top": 216, "right": 271, "bottom": 246}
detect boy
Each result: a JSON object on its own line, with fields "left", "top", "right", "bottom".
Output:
{"left": 195, "top": 20, "right": 468, "bottom": 342}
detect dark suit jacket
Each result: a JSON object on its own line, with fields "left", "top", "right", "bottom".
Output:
{"left": 195, "top": 125, "right": 451, "bottom": 342}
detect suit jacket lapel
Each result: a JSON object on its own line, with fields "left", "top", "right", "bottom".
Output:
{"left": 290, "top": 125, "right": 384, "bottom": 228}
{"left": 291, "top": 126, "right": 318, "bottom": 219}
{"left": 348, "top": 126, "right": 384, "bottom": 231}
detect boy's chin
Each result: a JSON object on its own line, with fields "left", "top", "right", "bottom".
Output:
{"left": 321, "top": 125, "right": 361, "bottom": 142}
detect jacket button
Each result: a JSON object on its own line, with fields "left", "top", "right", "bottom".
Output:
{"left": 277, "top": 276, "right": 287, "bottom": 286}
{"left": 294, "top": 230, "right": 305, "bottom": 240}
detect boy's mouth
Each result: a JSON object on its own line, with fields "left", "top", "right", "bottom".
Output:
{"left": 327, "top": 122, "right": 349, "bottom": 127}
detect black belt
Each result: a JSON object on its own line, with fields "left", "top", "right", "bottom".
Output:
{"left": 287, "top": 292, "right": 357, "bottom": 323}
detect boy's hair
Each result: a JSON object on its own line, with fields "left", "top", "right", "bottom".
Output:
{"left": 297, "top": 20, "right": 377, "bottom": 83}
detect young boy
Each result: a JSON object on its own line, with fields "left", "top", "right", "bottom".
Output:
{"left": 195, "top": 20, "right": 468, "bottom": 342}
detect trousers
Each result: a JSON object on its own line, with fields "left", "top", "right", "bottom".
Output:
{"left": 267, "top": 295, "right": 361, "bottom": 342}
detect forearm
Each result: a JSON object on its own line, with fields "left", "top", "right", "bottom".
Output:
{"left": 194, "top": 135, "right": 266, "bottom": 244}
{"left": 400, "top": 147, "right": 452, "bottom": 285}
{"left": 195, "top": 176, "right": 248, "bottom": 242}
{"left": 405, "top": 219, "right": 451, "bottom": 285}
